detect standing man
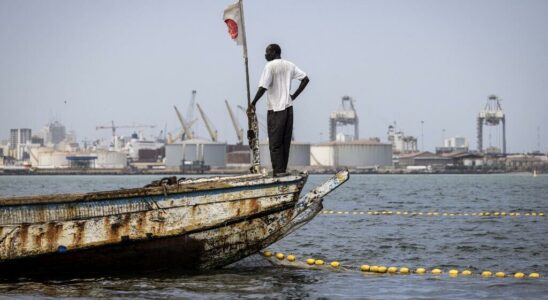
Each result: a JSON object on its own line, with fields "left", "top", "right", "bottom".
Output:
{"left": 248, "top": 44, "right": 310, "bottom": 177}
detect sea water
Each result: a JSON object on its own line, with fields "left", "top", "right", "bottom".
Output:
{"left": 0, "top": 174, "right": 546, "bottom": 299}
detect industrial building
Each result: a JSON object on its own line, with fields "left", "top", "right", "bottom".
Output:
{"left": 505, "top": 154, "right": 547, "bottom": 171}
{"left": 127, "top": 133, "right": 164, "bottom": 162}
{"left": 311, "top": 140, "right": 392, "bottom": 168}
{"left": 28, "top": 148, "right": 127, "bottom": 169}
{"left": 307, "top": 96, "right": 394, "bottom": 169}
{"left": 29, "top": 148, "right": 69, "bottom": 168}
{"left": 436, "top": 136, "right": 469, "bottom": 154}
{"left": 9, "top": 128, "right": 32, "bottom": 160}
{"left": 398, "top": 151, "right": 454, "bottom": 167}
{"left": 165, "top": 139, "right": 226, "bottom": 168}
{"left": 94, "top": 150, "right": 127, "bottom": 168}
{"left": 66, "top": 155, "right": 98, "bottom": 169}
{"left": 259, "top": 141, "right": 311, "bottom": 168}
{"left": 445, "top": 152, "right": 484, "bottom": 168}
{"left": 10, "top": 128, "right": 32, "bottom": 149}
{"left": 49, "top": 121, "right": 66, "bottom": 145}
{"left": 387, "top": 124, "right": 417, "bottom": 153}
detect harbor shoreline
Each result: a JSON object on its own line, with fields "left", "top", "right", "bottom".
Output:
{"left": 0, "top": 168, "right": 538, "bottom": 176}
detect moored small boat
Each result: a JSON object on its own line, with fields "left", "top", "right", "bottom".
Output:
{"left": 0, "top": 170, "right": 348, "bottom": 277}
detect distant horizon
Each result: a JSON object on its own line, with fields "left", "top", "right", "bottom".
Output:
{"left": 1, "top": 0, "right": 547, "bottom": 153}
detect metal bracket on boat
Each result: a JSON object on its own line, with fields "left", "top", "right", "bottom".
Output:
{"left": 146, "top": 184, "right": 170, "bottom": 222}
{"left": 144, "top": 176, "right": 178, "bottom": 188}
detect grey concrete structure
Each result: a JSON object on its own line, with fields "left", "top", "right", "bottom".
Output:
{"left": 165, "top": 139, "right": 226, "bottom": 168}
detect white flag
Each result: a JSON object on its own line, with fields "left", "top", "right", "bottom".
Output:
{"left": 223, "top": 2, "right": 243, "bottom": 45}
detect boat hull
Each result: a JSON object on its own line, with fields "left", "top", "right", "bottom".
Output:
{"left": 0, "top": 173, "right": 308, "bottom": 277}
{"left": 0, "top": 204, "right": 298, "bottom": 277}
{"left": 0, "top": 170, "right": 349, "bottom": 277}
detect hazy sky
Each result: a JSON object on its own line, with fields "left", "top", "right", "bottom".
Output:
{"left": 1, "top": 0, "right": 547, "bottom": 152}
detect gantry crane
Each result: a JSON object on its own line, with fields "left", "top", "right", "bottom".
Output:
{"left": 225, "top": 99, "right": 244, "bottom": 145}
{"left": 477, "top": 95, "right": 506, "bottom": 154}
{"left": 196, "top": 103, "right": 218, "bottom": 142}
{"left": 329, "top": 96, "right": 359, "bottom": 141}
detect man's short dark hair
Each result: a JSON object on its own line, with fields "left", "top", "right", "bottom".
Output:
{"left": 268, "top": 44, "right": 281, "bottom": 55}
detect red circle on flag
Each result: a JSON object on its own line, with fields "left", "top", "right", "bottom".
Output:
{"left": 225, "top": 19, "right": 239, "bottom": 39}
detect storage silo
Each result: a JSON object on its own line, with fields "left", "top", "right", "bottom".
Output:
{"left": 311, "top": 140, "right": 392, "bottom": 168}
{"left": 33, "top": 148, "right": 69, "bottom": 169}
{"left": 259, "top": 141, "right": 311, "bottom": 168}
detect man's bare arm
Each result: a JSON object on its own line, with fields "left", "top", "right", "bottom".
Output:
{"left": 250, "top": 87, "right": 267, "bottom": 108}
{"left": 291, "top": 76, "right": 310, "bottom": 101}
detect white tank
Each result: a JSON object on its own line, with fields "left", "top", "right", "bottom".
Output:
{"left": 33, "top": 148, "right": 69, "bottom": 168}
{"left": 311, "top": 140, "right": 392, "bottom": 167}
{"left": 259, "top": 141, "right": 311, "bottom": 167}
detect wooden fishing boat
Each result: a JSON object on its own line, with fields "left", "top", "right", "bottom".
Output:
{"left": 0, "top": 170, "right": 348, "bottom": 277}
{"left": 0, "top": 0, "right": 350, "bottom": 278}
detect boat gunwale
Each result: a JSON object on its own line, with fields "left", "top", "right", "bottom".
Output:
{"left": 0, "top": 186, "right": 302, "bottom": 225}
{"left": 0, "top": 172, "right": 308, "bottom": 207}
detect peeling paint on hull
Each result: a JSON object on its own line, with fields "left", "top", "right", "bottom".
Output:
{"left": 0, "top": 206, "right": 295, "bottom": 277}
{"left": 0, "top": 171, "right": 349, "bottom": 277}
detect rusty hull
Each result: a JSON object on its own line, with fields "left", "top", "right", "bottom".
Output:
{"left": 0, "top": 173, "right": 308, "bottom": 277}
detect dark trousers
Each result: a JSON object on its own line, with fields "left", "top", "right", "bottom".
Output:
{"left": 267, "top": 106, "right": 293, "bottom": 175}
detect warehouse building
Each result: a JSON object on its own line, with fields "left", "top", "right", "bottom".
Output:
{"left": 398, "top": 151, "right": 454, "bottom": 167}
{"left": 165, "top": 139, "right": 226, "bottom": 168}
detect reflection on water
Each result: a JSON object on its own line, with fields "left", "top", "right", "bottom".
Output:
{"left": 0, "top": 174, "right": 547, "bottom": 299}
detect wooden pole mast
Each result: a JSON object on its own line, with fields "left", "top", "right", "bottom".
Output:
{"left": 238, "top": 0, "right": 261, "bottom": 173}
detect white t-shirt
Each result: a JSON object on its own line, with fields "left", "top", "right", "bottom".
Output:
{"left": 258, "top": 59, "right": 307, "bottom": 112}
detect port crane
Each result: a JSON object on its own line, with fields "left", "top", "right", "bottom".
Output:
{"left": 225, "top": 100, "right": 244, "bottom": 145}
{"left": 329, "top": 96, "right": 358, "bottom": 141}
{"left": 196, "top": 103, "right": 218, "bottom": 142}
{"left": 477, "top": 95, "right": 506, "bottom": 154}
{"left": 187, "top": 90, "right": 197, "bottom": 126}
{"left": 173, "top": 105, "right": 194, "bottom": 140}
{"left": 168, "top": 91, "right": 202, "bottom": 143}
{"left": 96, "top": 121, "right": 155, "bottom": 138}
